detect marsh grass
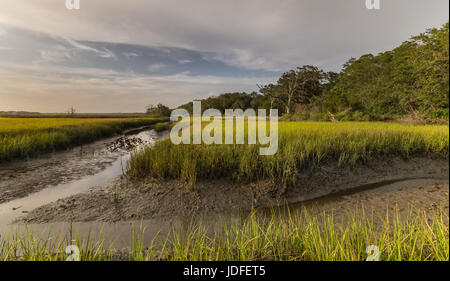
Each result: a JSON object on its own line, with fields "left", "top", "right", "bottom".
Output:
{"left": 128, "top": 121, "right": 449, "bottom": 187}
{"left": 165, "top": 208, "right": 449, "bottom": 261}
{"left": 0, "top": 208, "right": 448, "bottom": 261}
{"left": 0, "top": 226, "right": 111, "bottom": 261}
{"left": 153, "top": 122, "right": 171, "bottom": 132}
{"left": 0, "top": 117, "right": 168, "bottom": 162}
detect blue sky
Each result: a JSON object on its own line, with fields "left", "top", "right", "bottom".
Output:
{"left": 0, "top": 0, "right": 448, "bottom": 112}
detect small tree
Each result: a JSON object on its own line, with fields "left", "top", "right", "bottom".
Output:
{"left": 67, "top": 106, "right": 76, "bottom": 116}
{"left": 146, "top": 103, "right": 171, "bottom": 116}
{"left": 145, "top": 104, "right": 156, "bottom": 114}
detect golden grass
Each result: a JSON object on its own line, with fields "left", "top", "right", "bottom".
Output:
{"left": 128, "top": 121, "right": 449, "bottom": 187}
{"left": 1, "top": 207, "right": 447, "bottom": 261}
{"left": 0, "top": 117, "right": 168, "bottom": 162}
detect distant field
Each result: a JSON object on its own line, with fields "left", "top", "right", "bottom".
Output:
{"left": 128, "top": 121, "right": 449, "bottom": 187}
{"left": 0, "top": 117, "right": 168, "bottom": 162}
{"left": 0, "top": 113, "right": 149, "bottom": 119}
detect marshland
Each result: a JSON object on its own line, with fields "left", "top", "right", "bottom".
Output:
{"left": 0, "top": 116, "right": 168, "bottom": 162}
{"left": 0, "top": 19, "right": 448, "bottom": 261}
{"left": 0, "top": 116, "right": 448, "bottom": 261}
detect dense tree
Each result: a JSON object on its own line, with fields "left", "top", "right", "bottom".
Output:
{"left": 178, "top": 92, "right": 271, "bottom": 114}
{"left": 259, "top": 66, "right": 325, "bottom": 114}
{"left": 146, "top": 103, "right": 171, "bottom": 116}
{"left": 326, "top": 22, "right": 449, "bottom": 119}
{"left": 175, "top": 23, "right": 448, "bottom": 121}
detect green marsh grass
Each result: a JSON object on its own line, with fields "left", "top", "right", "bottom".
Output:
{"left": 153, "top": 122, "right": 171, "bottom": 132}
{"left": 0, "top": 208, "right": 448, "bottom": 261}
{"left": 128, "top": 121, "right": 449, "bottom": 187}
{"left": 0, "top": 117, "right": 168, "bottom": 162}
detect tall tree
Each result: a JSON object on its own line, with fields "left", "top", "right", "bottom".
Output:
{"left": 259, "top": 65, "right": 325, "bottom": 114}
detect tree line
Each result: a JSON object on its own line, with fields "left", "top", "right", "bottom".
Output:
{"left": 164, "top": 23, "right": 449, "bottom": 121}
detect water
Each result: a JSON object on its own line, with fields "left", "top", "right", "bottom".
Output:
{"left": 0, "top": 129, "right": 161, "bottom": 227}
{"left": 0, "top": 156, "right": 129, "bottom": 226}
{"left": 0, "top": 128, "right": 447, "bottom": 249}
{"left": 1, "top": 176, "right": 447, "bottom": 249}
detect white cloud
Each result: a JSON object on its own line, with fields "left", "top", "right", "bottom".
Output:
{"left": 62, "top": 37, "right": 99, "bottom": 53}
{"left": 148, "top": 64, "right": 166, "bottom": 72}
{"left": 98, "top": 48, "right": 116, "bottom": 59}
{"left": 123, "top": 52, "right": 140, "bottom": 57}
{"left": 0, "top": 61, "right": 275, "bottom": 112}
{"left": 1, "top": 0, "right": 448, "bottom": 72}
{"left": 178, "top": 59, "right": 192, "bottom": 64}
{"left": 0, "top": 0, "right": 448, "bottom": 112}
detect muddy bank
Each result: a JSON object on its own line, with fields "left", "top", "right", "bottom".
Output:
{"left": 22, "top": 157, "right": 449, "bottom": 223}
{"left": 0, "top": 129, "right": 158, "bottom": 204}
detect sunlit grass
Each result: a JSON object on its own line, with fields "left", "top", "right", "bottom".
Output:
{"left": 0, "top": 117, "right": 168, "bottom": 162}
{"left": 1, "top": 208, "right": 447, "bottom": 261}
{"left": 166, "top": 208, "right": 449, "bottom": 261}
{"left": 128, "top": 121, "right": 449, "bottom": 187}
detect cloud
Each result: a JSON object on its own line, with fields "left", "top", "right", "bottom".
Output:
{"left": 0, "top": 61, "right": 274, "bottom": 112}
{"left": 0, "top": 0, "right": 448, "bottom": 112}
{"left": 1, "top": 0, "right": 448, "bottom": 72}
{"left": 178, "top": 59, "right": 192, "bottom": 64}
{"left": 148, "top": 64, "right": 166, "bottom": 72}
{"left": 0, "top": 25, "right": 279, "bottom": 78}
{"left": 123, "top": 52, "right": 140, "bottom": 57}
{"left": 0, "top": 25, "right": 278, "bottom": 113}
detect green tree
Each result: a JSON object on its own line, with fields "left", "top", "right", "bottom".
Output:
{"left": 146, "top": 103, "right": 171, "bottom": 116}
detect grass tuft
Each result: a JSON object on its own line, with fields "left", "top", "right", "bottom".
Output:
{"left": 0, "top": 208, "right": 447, "bottom": 261}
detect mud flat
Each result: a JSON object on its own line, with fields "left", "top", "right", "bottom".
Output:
{"left": 0, "top": 129, "right": 164, "bottom": 228}
{"left": 0, "top": 127, "right": 159, "bottom": 205}
{"left": 21, "top": 157, "right": 449, "bottom": 223}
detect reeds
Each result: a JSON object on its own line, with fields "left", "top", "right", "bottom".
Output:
{"left": 127, "top": 122, "right": 449, "bottom": 187}
{"left": 1, "top": 208, "right": 448, "bottom": 261}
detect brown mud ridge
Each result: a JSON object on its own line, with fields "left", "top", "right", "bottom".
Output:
{"left": 22, "top": 157, "right": 449, "bottom": 223}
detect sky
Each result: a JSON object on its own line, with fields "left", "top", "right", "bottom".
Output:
{"left": 0, "top": 0, "right": 448, "bottom": 113}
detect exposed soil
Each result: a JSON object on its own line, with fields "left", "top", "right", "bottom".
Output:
{"left": 0, "top": 130, "right": 157, "bottom": 204}
{"left": 106, "top": 135, "right": 147, "bottom": 152}
{"left": 285, "top": 179, "right": 449, "bottom": 228}
{"left": 0, "top": 142, "right": 121, "bottom": 204}
{"left": 21, "top": 157, "right": 449, "bottom": 223}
